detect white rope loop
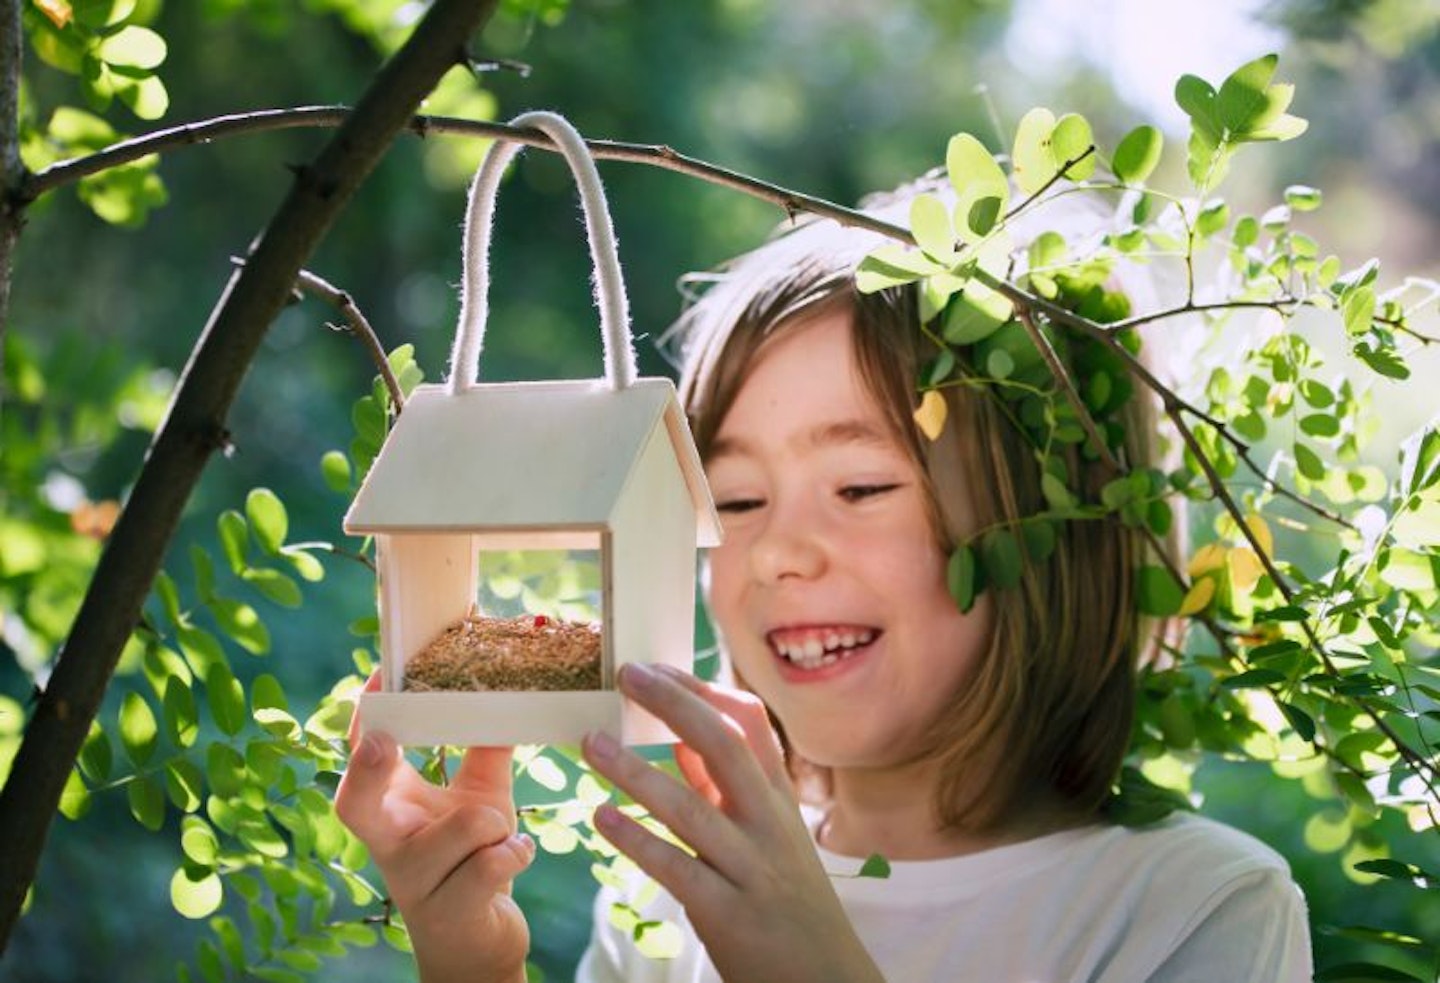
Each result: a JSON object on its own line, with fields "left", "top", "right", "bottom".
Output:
{"left": 447, "top": 110, "right": 636, "bottom": 394}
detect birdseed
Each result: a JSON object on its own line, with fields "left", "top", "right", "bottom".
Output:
{"left": 403, "top": 612, "right": 602, "bottom": 692}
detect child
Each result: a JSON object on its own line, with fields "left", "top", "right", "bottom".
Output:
{"left": 335, "top": 185, "right": 1314, "bottom": 983}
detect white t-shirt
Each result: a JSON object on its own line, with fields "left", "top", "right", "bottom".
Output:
{"left": 576, "top": 811, "right": 1312, "bottom": 983}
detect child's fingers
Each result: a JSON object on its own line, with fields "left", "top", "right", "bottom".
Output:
{"left": 592, "top": 803, "right": 726, "bottom": 910}
{"left": 334, "top": 729, "right": 405, "bottom": 846}
{"left": 653, "top": 666, "right": 788, "bottom": 785}
{"left": 346, "top": 670, "right": 384, "bottom": 750}
{"left": 617, "top": 665, "right": 777, "bottom": 812}
{"left": 581, "top": 732, "right": 749, "bottom": 877}
{"left": 449, "top": 746, "right": 518, "bottom": 823}
{"left": 387, "top": 802, "right": 517, "bottom": 910}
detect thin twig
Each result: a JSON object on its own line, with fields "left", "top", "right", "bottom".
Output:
{"left": 1002, "top": 146, "right": 1098, "bottom": 224}
{"left": 1109, "top": 297, "right": 1303, "bottom": 333}
{"left": 1015, "top": 306, "right": 1118, "bottom": 472}
{"left": 292, "top": 266, "right": 406, "bottom": 413}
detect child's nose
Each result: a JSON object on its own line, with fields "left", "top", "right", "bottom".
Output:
{"left": 748, "top": 515, "right": 827, "bottom": 584}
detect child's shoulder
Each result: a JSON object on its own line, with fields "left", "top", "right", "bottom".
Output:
{"left": 1090, "top": 809, "right": 1291, "bottom": 879}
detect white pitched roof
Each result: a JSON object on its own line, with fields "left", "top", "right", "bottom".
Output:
{"left": 343, "top": 378, "right": 721, "bottom": 546}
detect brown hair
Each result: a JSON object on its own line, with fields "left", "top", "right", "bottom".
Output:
{"left": 670, "top": 189, "right": 1158, "bottom": 832}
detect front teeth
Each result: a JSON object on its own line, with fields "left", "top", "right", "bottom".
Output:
{"left": 775, "top": 630, "right": 875, "bottom": 670}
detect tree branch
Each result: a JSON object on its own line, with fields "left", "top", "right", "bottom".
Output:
{"left": 0, "top": 0, "right": 500, "bottom": 952}
{"left": 0, "top": 0, "right": 24, "bottom": 383}
{"left": 296, "top": 267, "right": 406, "bottom": 413}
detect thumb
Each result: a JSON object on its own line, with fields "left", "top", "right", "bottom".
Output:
{"left": 335, "top": 729, "right": 403, "bottom": 847}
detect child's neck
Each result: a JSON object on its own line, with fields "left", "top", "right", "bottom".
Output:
{"left": 818, "top": 761, "right": 1080, "bottom": 861}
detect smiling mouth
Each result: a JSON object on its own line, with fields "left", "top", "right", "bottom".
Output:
{"left": 767, "top": 626, "right": 879, "bottom": 671}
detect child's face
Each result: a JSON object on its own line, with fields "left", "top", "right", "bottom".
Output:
{"left": 703, "top": 308, "right": 992, "bottom": 772}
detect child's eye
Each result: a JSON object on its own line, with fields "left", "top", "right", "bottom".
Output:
{"left": 716, "top": 497, "right": 766, "bottom": 514}
{"left": 838, "top": 483, "right": 902, "bottom": 503}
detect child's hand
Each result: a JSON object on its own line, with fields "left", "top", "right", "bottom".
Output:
{"left": 582, "top": 664, "right": 884, "bottom": 983}
{"left": 334, "top": 673, "right": 533, "bottom": 983}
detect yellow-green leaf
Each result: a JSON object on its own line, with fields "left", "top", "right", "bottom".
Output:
{"left": 946, "top": 133, "right": 1009, "bottom": 243}
{"left": 170, "top": 867, "right": 223, "bottom": 920}
{"left": 1112, "top": 125, "right": 1163, "bottom": 184}
{"left": 119, "top": 691, "right": 158, "bottom": 765}
{"left": 98, "top": 26, "right": 167, "bottom": 70}
{"left": 1011, "top": 107, "right": 1057, "bottom": 194}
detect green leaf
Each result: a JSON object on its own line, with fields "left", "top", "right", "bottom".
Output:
{"left": 1112, "top": 125, "right": 1163, "bottom": 184}
{"left": 1294, "top": 443, "right": 1326, "bottom": 481}
{"left": 1040, "top": 472, "right": 1075, "bottom": 511}
{"left": 279, "top": 546, "right": 325, "bottom": 583}
{"left": 980, "top": 529, "right": 1024, "bottom": 591}
{"left": 205, "top": 743, "right": 246, "bottom": 797}
{"left": 1278, "top": 701, "right": 1316, "bottom": 742}
{"left": 127, "top": 774, "right": 166, "bottom": 831}
{"left": 217, "top": 510, "right": 249, "bottom": 575}
{"left": 1284, "top": 185, "right": 1322, "bottom": 211}
{"left": 857, "top": 854, "right": 891, "bottom": 878}
{"left": 1011, "top": 107, "right": 1057, "bottom": 194}
{"left": 1174, "top": 74, "right": 1219, "bottom": 138}
{"left": 1050, "top": 113, "right": 1095, "bottom": 180}
{"left": 252, "top": 674, "right": 288, "bottom": 713}
{"left": 211, "top": 597, "right": 271, "bottom": 654}
{"left": 165, "top": 759, "right": 205, "bottom": 813}
{"left": 947, "top": 545, "right": 978, "bottom": 613}
{"left": 1223, "top": 668, "right": 1287, "bottom": 689}
{"left": 180, "top": 816, "right": 219, "bottom": 866}
{"left": 60, "top": 767, "right": 91, "bottom": 820}
{"left": 163, "top": 676, "right": 200, "bottom": 749}
{"left": 1216, "top": 53, "right": 1279, "bottom": 133}
{"left": 207, "top": 666, "right": 246, "bottom": 737}
{"left": 246, "top": 488, "right": 287, "bottom": 555}
{"left": 78, "top": 722, "right": 113, "bottom": 783}
{"left": 242, "top": 567, "right": 303, "bottom": 608}
{"left": 946, "top": 133, "right": 1009, "bottom": 242}
{"left": 171, "top": 867, "right": 223, "bottom": 920}
{"left": 909, "top": 193, "right": 955, "bottom": 261}
{"left": 1352, "top": 342, "right": 1409, "bottom": 381}
{"left": 1136, "top": 565, "right": 1184, "bottom": 617}
{"left": 1342, "top": 286, "right": 1375, "bottom": 336}
{"left": 1300, "top": 413, "right": 1340, "bottom": 439}
{"left": 942, "top": 282, "right": 1012, "bottom": 344}
{"left": 320, "top": 451, "right": 352, "bottom": 493}
{"left": 98, "top": 25, "right": 166, "bottom": 69}
{"left": 119, "top": 691, "right": 159, "bottom": 766}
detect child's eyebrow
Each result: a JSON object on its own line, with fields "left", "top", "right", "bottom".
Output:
{"left": 707, "top": 418, "right": 893, "bottom": 462}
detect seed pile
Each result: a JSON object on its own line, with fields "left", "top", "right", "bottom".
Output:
{"left": 403, "top": 613, "right": 602, "bottom": 692}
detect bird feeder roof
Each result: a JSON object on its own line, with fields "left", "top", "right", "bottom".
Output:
{"left": 343, "top": 377, "right": 721, "bottom": 546}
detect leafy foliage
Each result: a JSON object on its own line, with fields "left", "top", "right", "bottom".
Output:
{"left": 858, "top": 54, "right": 1440, "bottom": 982}
{"left": 3, "top": 7, "right": 1440, "bottom": 980}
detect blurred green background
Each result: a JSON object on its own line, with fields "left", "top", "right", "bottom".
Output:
{"left": 3, "top": 0, "right": 1440, "bottom": 979}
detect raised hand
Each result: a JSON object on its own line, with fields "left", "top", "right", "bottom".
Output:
{"left": 334, "top": 674, "right": 534, "bottom": 983}
{"left": 581, "top": 664, "right": 884, "bottom": 983}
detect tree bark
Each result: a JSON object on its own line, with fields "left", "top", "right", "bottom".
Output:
{"left": 0, "top": 0, "right": 24, "bottom": 379}
{"left": 0, "top": 0, "right": 499, "bottom": 952}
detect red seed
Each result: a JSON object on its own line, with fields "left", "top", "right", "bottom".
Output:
{"left": 533, "top": 615, "right": 550, "bottom": 628}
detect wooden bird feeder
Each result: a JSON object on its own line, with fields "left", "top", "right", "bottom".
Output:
{"left": 343, "top": 112, "right": 721, "bottom": 747}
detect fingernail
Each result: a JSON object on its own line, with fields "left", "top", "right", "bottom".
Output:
{"left": 620, "top": 662, "right": 656, "bottom": 690}
{"left": 587, "top": 729, "right": 620, "bottom": 762}
{"left": 594, "top": 803, "right": 622, "bottom": 831}
{"left": 515, "top": 832, "right": 536, "bottom": 858}
{"left": 356, "top": 732, "right": 391, "bottom": 766}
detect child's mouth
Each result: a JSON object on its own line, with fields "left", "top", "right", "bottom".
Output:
{"left": 766, "top": 626, "right": 880, "bottom": 671}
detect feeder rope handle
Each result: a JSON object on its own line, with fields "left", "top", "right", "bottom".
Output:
{"left": 447, "top": 111, "right": 636, "bottom": 395}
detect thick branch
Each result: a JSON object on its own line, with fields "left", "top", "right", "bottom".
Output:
{"left": 0, "top": 0, "right": 24, "bottom": 381}
{"left": 0, "top": 0, "right": 499, "bottom": 952}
